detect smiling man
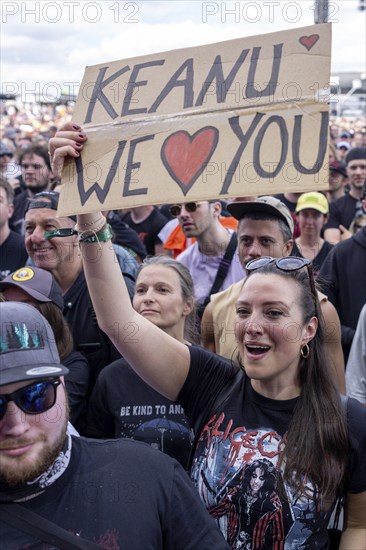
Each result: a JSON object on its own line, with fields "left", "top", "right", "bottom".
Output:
{"left": 23, "top": 191, "right": 137, "bottom": 417}
{"left": 324, "top": 147, "right": 366, "bottom": 243}
{"left": 327, "top": 160, "right": 348, "bottom": 203}
{"left": 0, "top": 302, "right": 229, "bottom": 549}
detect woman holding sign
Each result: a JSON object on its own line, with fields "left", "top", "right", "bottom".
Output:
{"left": 50, "top": 124, "right": 366, "bottom": 550}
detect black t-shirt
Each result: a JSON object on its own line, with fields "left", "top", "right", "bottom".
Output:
{"left": 108, "top": 211, "right": 147, "bottom": 260}
{"left": 319, "top": 227, "right": 366, "bottom": 362}
{"left": 291, "top": 240, "right": 333, "bottom": 275}
{"left": 87, "top": 358, "right": 192, "bottom": 468}
{"left": 324, "top": 193, "right": 359, "bottom": 231}
{"left": 0, "top": 436, "right": 229, "bottom": 550}
{"left": 121, "top": 208, "right": 168, "bottom": 255}
{"left": 63, "top": 350, "right": 90, "bottom": 431}
{"left": 274, "top": 193, "right": 299, "bottom": 238}
{"left": 0, "top": 230, "right": 28, "bottom": 280}
{"left": 9, "top": 190, "right": 29, "bottom": 233}
{"left": 178, "top": 346, "right": 366, "bottom": 549}
{"left": 63, "top": 271, "right": 122, "bottom": 395}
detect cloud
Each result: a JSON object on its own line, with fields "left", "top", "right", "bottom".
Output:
{"left": 1, "top": 0, "right": 365, "bottom": 100}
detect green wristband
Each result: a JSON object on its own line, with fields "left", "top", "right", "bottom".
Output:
{"left": 79, "top": 224, "right": 113, "bottom": 243}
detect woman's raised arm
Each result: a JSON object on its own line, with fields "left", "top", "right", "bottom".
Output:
{"left": 49, "top": 123, "right": 190, "bottom": 400}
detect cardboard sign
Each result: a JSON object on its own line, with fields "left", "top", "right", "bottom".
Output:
{"left": 58, "top": 23, "right": 331, "bottom": 216}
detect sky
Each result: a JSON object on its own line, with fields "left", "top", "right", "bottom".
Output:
{"left": 1, "top": 0, "right": 365, "bottom": 101}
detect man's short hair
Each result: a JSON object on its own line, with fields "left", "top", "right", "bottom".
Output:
{"left": 237, "top": 211, "right": 293, "bottom": 243}
{"left": 19, "top": 145, "right": 52, "bottom": 172}
{"left": 0, "top": 175, "right": 15, "bottom": 204}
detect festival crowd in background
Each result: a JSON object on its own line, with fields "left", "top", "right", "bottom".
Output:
{"left": 0, "top": 95, "right": 365, "bottom": 549}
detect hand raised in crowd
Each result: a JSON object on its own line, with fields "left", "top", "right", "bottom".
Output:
{"left": 48, "top": 122, "right": 87, "bottom": 181}
{"left": 338, "top": 224, "right": 352, "bottom": 241}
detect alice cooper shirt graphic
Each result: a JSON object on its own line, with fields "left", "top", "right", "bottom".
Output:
{"left": 191, "top": 417, "right": 320, "bottom": 549}
{"left": 179, "top": 346, "right": 366, "bottom": 550}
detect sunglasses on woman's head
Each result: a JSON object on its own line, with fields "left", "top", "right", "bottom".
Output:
{"left": 246, "top": 256, "right": 317, "bottom": 311}
{"left": 169, "top": 202, "right": 206, "bottom": 217}
{"left": 0, "top": 379, "right": 61, "bottom": 421}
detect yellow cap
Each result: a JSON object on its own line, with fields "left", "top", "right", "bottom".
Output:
{"left": 296, "top": 192, "right": 329, "bottom": 215}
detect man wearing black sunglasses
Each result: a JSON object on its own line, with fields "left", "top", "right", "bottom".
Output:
{"left": 0, "top": 302, "right": 229, "bottom": 549}
{"left": 172, "top": 200, "right": 245, "bottom": 311}
{"left": 0, "top": 303, "right": 70, "bottom": 491}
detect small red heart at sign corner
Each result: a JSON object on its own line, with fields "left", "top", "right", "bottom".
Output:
{"left": 299, "top": 34, "right": 320, "bottom": 51}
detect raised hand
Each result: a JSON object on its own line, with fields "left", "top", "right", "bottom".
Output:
{"left": 48, "top": 122, "right": 87, "bottom": 181}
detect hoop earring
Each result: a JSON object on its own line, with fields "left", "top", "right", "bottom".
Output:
{"left": 301, "top": 343, "right": 310, "bottom": 359}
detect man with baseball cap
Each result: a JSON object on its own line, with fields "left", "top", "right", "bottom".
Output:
{"left": 328, "top": 160, "right": 348, "bottom": 203}
{"left": 22, "top": 191, "right": 137, "bottom": 409}
{"left": 324, "top": 147, "right": 366, "bottom": 243}
{"left": 201, "top": 196, "right": 345, "bottom": 392}
{"left": 0, "top": 266, "right": 90, "bottom": 432}
{"left": 0, "top": 302, "right": 229, "bottom": 549}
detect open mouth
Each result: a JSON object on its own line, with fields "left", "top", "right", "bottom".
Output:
{"left": 245, "top": 345, "right": 270, "bottom": 355}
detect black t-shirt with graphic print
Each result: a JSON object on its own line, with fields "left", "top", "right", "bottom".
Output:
{"left": 87, "top": 358, "right": 192, "bottom": 468}
{"left": 178, "top": 345, "right": 366, "bottom": 549}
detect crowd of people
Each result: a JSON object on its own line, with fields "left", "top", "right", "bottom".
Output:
{"left": 0, "top": 105, "right": 365, "bottom": 549}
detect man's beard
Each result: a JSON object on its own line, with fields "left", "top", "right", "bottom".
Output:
{"left": 0, "top": 418, "right": 67, "bottom": 486}
{"left": 27, "top": 182, "right": 50, "bottom": 194}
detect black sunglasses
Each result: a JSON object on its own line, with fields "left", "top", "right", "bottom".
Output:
{"left": 169, "top": 202, "right": 207, "bottom": 217}
{"left": 0, "top": 379, "right": 61, "bottom": 421}
{"left": 246, "top": 256, "right": 317, "bottom": 311}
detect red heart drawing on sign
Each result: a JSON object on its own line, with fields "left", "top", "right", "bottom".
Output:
{"left": 299, "top": 34, "right": 320, "bottom": 51}
{"left": 161, "top": 127, "right": 219, "bottom": 195}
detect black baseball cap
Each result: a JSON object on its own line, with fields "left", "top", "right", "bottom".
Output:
{"left": 25, "top": 191, "right": 76, "bottom": 221}
{"left": 329, "top": 160, "right": 347, "bottom": 178}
